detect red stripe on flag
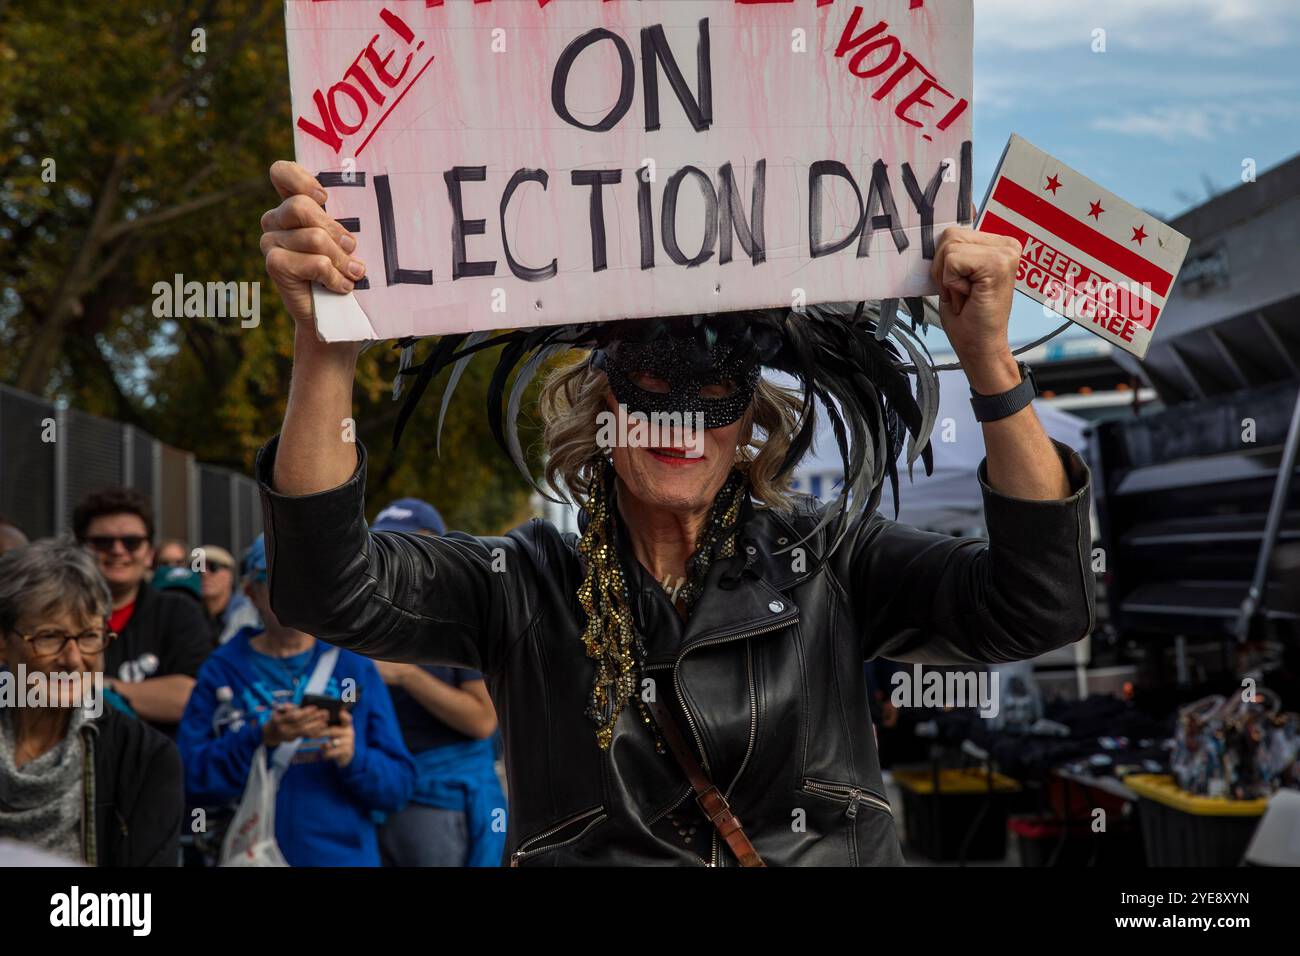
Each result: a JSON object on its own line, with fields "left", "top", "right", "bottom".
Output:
{"left": 982, "top": 210, "right": 1160, "bottom": 331}
{"left": 991, "top": 177, "right": 1174, "bottom": 297}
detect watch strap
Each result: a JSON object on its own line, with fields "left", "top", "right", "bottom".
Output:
{"left": 970, "top": 362, "right": 1038, "bottom": 423}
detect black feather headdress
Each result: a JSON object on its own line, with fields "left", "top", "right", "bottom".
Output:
{"left": 389, "top": 297, "right": 941, "bottom": 550}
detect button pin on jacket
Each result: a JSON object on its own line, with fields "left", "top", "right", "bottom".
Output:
{"left": 769, "top": 600, "right": 785, "bottom": 613}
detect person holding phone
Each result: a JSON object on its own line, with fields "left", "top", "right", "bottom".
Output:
{"left": 176, "top": 536, "right": 416, "bottom": 866}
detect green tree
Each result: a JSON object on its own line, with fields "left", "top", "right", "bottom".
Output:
{"left": 0, "top": 0, "right": 538, "bottom": 533}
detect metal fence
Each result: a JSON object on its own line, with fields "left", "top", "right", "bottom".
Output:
{"left": 0, "top": 383, "right": 262, "bottom": 555}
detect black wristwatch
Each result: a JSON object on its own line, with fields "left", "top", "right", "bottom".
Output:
{"left": 969, "top": 361, "right": 1038, "bottom": 423}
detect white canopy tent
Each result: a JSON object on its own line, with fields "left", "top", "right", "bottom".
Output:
{"left": 785, "top": 369, "right": 1088, "bottom": 532}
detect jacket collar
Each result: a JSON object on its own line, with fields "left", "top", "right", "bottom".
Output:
{"left": 616, "top": 534, "right": 801, "bottom": 657}
{"left": 679, "top": 555, "right": 800, "bottom": 651}
{"left": 587, "top": 485, "right": 820, "bottom": 655}
{"left": 737, "top": 501, "right": 828, "bottom": 592}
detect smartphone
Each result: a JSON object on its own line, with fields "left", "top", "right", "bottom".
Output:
{"left": 300, "top": 693, "right": 346, "bottom": 726}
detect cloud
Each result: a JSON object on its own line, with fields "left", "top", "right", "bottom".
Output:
{"left": 969, "top": 3, "right": 1300, "bottom": 139}
{"left": 1089, "top": 100, "right": 1300, "bottom": 143}
{"left": 974, "top": 0, "right": 1300, "bottom": 55}
{"left": 971, "top": 73, "right": 1018, "bottom": 115}
{"left": 1091, "top": 107, "right": 1216, "bottom": 142}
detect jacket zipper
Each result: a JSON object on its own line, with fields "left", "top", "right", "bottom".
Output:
{"left": 645, "top": 783, "right": 693, "bottom": 825}
{"left": 78, "top": 724, "right": 97, "bottom": 866}
{"left": 710, "top": 641, "right": 762, "bottom": 868}
{"left": 642, "top": 612, "right": 792, "bottom": 866}
{"left": 674, "top": 614, "right": 793, "bottom": 866}
{"left": 730, "top": 642, "right": 759, "bottom": 801}
{"left": 673, "top": 616, "right": 792, "bottom": 780}
{"left": 802, "top": 778, "right": 892, "bottom": 817}
{"left": 642, "top": 662, "right": 709, "bottom": 866}
{"left": 510, "top": 805, "right": 606, "bottom": 866}
{"left": 637, "top": 687, "right": 693, "bottom": 829}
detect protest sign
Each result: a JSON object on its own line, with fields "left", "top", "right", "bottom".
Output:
{"left": 977, "top": 134, "right": 1190, "bottom": 359}
{"left": 284, "top": 0, "right": 974, "bottom": 341}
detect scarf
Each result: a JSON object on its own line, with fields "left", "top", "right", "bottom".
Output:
{"left": 577, "top": 458, "right": 749, "bottom": 749}
{"left": 0, "top": 705, "right": 87, "bottom": 862}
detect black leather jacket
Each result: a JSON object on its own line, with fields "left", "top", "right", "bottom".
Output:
{"left": 255, "top": 436, "right": 1094, "bottom": 866}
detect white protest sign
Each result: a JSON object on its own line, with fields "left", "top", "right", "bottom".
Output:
{"left": 977, "top": 134, "right": 1190, "bottom": 359}
{"left": 285, "top": 0, "right": 974, "bottom": 341}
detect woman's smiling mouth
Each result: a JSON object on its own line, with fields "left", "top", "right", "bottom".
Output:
{"left": 647, "top": 447, "right": 704, "bottom": 466}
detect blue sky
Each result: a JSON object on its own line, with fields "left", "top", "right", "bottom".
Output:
{"left": 953, "top": 0, "right": 1300, "bottom": 348}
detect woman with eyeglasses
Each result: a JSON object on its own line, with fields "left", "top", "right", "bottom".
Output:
{"left": 0, "top": 539, "right": 184, "bottom": 866}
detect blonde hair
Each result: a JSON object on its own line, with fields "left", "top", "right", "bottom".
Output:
{"left": 537, "top": 354, "right": 805, "bottom": 511}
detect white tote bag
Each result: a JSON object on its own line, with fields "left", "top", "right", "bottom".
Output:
{"left": 219, "top": 647, "right": 339, "bottom": 867}
{"left": 219, "top": 745, "right": 289, "bottom": 867}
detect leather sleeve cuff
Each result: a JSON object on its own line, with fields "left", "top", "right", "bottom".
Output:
{"left": 977, "top": 438, "right": 1091, "bottom": 546}
{"left": 254, "top": 433, "right": 365, "bottom": 496}
{"left": 253, "top": 435, "right": 367, "bottom": 605}
{"left": 976, "top": 439, "right": 1094, "bottom": 643}
{"left": 978, "top": 437, "right": 1089, "bottom": 500}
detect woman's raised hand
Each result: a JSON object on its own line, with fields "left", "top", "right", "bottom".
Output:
{"left": 263, "top": 161, "right": 367, "bottom": 495}
{"left": 259, "top": 160, "right": 367, "bottom": 333}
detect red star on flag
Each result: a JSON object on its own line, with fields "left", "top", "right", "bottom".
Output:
{"left": 975, "top": 134, "right": 1193, "bottom": 361}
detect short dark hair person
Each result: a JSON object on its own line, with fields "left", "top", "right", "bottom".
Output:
{"left": 73, "top": 487, "right": 155, "bottom": 543}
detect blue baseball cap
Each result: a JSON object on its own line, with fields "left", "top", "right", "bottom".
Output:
{"left": 372, "top": 498, "right": 445, "bottom": 535}
{"left": 242, "top": 534, "right": 267, "bottom": 581}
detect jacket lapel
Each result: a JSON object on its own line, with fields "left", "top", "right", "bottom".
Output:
{"left": 680, "top": 556, "right": 800, "bottom": 651}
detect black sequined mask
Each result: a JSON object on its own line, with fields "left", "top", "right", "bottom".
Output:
{"left": 593, "top": 320, "right": 762, "bottom": 429}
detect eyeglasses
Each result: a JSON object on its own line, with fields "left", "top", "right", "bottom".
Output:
{"left": 13, "top": 627, "right": 116, "bottom": 656}
{"left": 86, "top": 535, "right": 148, "bottom": 554}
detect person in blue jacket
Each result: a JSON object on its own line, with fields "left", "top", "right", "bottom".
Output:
{"left": 368, "top": 499, "right": 507, "bottom": 867}
{"left": 177, "top": 536, "right": 416, "bottom": 866}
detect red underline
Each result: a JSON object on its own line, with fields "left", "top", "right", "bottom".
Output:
{"left": 355, "top": 54, "right": 437, "bottom": 157}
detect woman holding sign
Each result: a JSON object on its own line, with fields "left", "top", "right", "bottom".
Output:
{"left": 255, "top": 160, "right": 1092, "bottom": 867}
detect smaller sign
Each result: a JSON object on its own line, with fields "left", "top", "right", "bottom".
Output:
{"left": 977, "top": 134, "right": 1190, "bottom": 359}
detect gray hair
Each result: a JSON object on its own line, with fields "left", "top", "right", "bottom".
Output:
{"left": 0, "top": 537, "right": 112, "bottom": 636}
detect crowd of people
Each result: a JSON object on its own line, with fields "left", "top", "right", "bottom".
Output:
{"left": 0, "top": 489, "right": 506, "bottom": 867}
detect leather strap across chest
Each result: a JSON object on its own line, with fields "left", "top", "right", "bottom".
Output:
{"left": 645, "top": 695, "right": 766, "bottom": 868}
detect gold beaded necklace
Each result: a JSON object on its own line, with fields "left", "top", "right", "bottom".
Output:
{"left": 577, "top": 459, "right": 748, "bottom": 749}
